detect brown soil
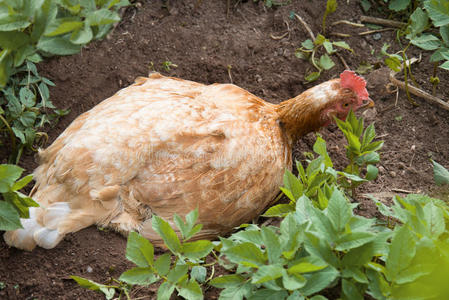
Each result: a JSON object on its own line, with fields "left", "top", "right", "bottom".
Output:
{"left": 1, "top": 0, "right": 448, "bottom": 299}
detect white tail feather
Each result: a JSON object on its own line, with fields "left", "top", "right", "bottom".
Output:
{"left": 42, "top": 202, "right": 71, "bottom": 229}
{"left": 33, "top": 227, "right": 64, "bottom": 249}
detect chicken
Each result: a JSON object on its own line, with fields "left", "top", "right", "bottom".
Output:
{"left": 4, "top": 70, "right": 373, "bottom": 251}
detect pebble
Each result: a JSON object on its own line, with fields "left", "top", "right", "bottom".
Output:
{"left": 373, "top": 33, "right": 382, "bottom": 40}
{"left": 390, "top": 171, "right": 397, "bottom": 177}
{"left": 87, "top": 266, "right": 93, "bottom": 273}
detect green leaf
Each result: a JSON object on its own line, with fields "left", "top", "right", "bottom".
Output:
{"left": 319, "top": 54, "right": 335, "bottom": 70}
{"left": 37, "top": 36, "right": 81, "bottom": 55}
{"left": 0, "top": 164, "right": 23, "bottom": 193}
{"left": 174, "top": 208, "right": 201, "bottom": 240}
{"left": 327, "top": 189, "right": 352, "bottom": 232}
{"left": 288, "top": 261, "right": 327, "bottom": 274}
{"left": 0, "top": 201, "right": 22, "bottom": 230}
{"left": 167, "top": 264, "right": 188, "bottom": 283}
{"left": 157, "top": 281, "right": 175, "bottom": 300}
{"left": 119, "top": 267, "right": 158, "bottom": 285}
{"left": 261, "top": 226, "right": 281, "bottom": 264}
{"left": 249, "top": 289, "right": 288, "bottom": 300}
{"left": 125, "top": 231, "right": 154, "bottom": 267}
{"left": 11, "top": 174, "right": 33, "bottom": 191}
{"left": 152, "top": 215, "right": 181, "bottom": 253}
{"left": 263, "top": 203, "right": 294, "bottom": 217}
{"left": 305, "top": 71, "right": 321, "bottom": 82}
{"left": 299, "top": 266, "right": 338, "bottom": 296}
{"left": 19, "top": 111, "right": 37, "bottom": 128}
{"left": 333, "top": 41, "right": 353, "bottom": 51}
{"left": 6, "top": 192, "right": 38, "bottom": 218}
{"left": 19, "top": 85, "right": 36, "bottom": 106}
{"left": 70, "top": 276, "right": 115, "bottom": 300}
{"left": 423, "top": 202, "right": 445, "bottom": 238}
{"left": 191, "top": 266, "right": 207, "bottom": 283}
{"left": 178, "top": 278, "right": 203, "bottom": 300}
{"left": 411, "top": 34, "right": 441, "bottom": 50}
{"left": 283, "top": 169, "right": 303, "bottom": 201}
{"left": 342, "top": 279, "right": 364, "bottom": 300}
{"left": 360, "top": 0, "right": 371, "bottom": 12}
{"left": 0, "top": 31, "right": 31, "bottom": 50}
{"left": 407, "top": 8, "right": 429, "bottom": 39}
{"left": 424, "top": 0, "right": 449, "bottom": 26}
{"left": 181, "top": 240, "right": 214, "bottom": 260}
{"left": 389, "top": 0, "right": 411, "bottom": 11}
{"left": 323, "top": 40, "right": 333, "bottom": 54}
{"left": 70, "top": 24, "right": 94, "bottom": 44}
{"left": 432, "top": 160, "right": 449, "bottom": 185}
{"left": 86, "top": 9, "right": 120, "bottom": 26}
{"left": 365, "top": 165, "right": 379, "bottom": 181}
{"left": 315, "top": 34, "right": 326, "bottom": 45}
{"left": 209, "top": 274, "right": 246, "bottom": 288}
{"left": 441, "top": 25, "right": 449, "bottom": 45}
{"left": 440, "top": 60, "right": 449, "bottom": 69}
{"left": 223, "top": 242, "right": 266, "bottom": 267}
{"left": 301, "top": 39, "right": 314, "bottom": 50}
{"left": 335, "top": 231, "right": 376, "bottom": 251}
{"left": 218, "top": 283, "right": 252, "bottom": 300}
{"left": 386, "top": 226, "right": 416, "bottom": 282}
{"left": 154, "top": 253, "right": 171, "bottom": 276}
{"left": 251, "top": 264, "right": 284, "bottom": 284}
{"left": 0, "top": 16, "right": 31, "bottom": 31}
{"left": 44, "top": 19, "right": 84, "bottom": 36}
{"left": 384, "top": 56, "right": 402, "bottom": 72}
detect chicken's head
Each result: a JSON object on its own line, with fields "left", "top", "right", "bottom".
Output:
{"left": 320, "top": 70, "right": 374, "bottom": 125}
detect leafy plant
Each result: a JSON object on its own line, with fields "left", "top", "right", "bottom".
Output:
{"left": 295, "top": 0, "right": 352, "bottom": 82}
{"left": 73, "top": 209, "right": 215, "bottom": 300}
{"left": 0, "top": 61, "right": 69, "bottom": 163}
{"left": 0, "top": 0, "right": 130, "bottom": 86}
{"left": 432, "top": 159, "right": 449, "bottom": 186}
{"left": 0, "top": 164, "right": 37, "bottom": 231}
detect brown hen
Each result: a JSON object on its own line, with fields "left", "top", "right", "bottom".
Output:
{"left": 4, "top": 70, "right": 373, "bottom": 250}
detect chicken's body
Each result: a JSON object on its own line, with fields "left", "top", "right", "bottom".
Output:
{"left": 5, "top": 71, "right": 372, "bottom": 250}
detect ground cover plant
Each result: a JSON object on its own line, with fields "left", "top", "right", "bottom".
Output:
{"left": 0, "top": 0, "right": 448, "bottom": 298}
{"left": 72, "top": 118, "right": 449, "bottom": 299}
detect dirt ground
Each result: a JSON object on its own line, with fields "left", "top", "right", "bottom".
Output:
{"left": 1, "top": 0, "right": 448, "bottom": 299}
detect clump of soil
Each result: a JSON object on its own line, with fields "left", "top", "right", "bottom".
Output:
{"left": 1, "top": 0, "right": 448, "bottom": 299}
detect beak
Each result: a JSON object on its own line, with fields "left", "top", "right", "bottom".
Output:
{"left": 360, "top": 98, "right": 375, "bottom": 108}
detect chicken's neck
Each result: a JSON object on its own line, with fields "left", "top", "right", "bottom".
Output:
{"left": 275, "top": 92, "right": 325, "bottom": 142}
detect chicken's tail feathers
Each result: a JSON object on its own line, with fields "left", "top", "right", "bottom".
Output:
{"left": 3, "top": 202, "right": 71, "bottom": 251}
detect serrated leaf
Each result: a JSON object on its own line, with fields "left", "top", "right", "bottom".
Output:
{"left": 86, "top": 9, "right": 120, "bottom": 26}
{"left": 384, "top": 56, "right": 402, "bottom": 72}
{"left": 218, "top": 282, "right": 252, "bottom": 300}
{"left": 411, "top": 34, "right": 441, "bottom": 50}
{"left": 249, "top": 289, "right": 288, "bottom": 299}
{"left": 125, "top": 231, "right": 154, "bottom": 267}
{"left": 315, "top": 34, "right": 326, "bottom": 45}
{"left": 301, "top": 39, "right": 314, "bottom": 50}
{"left": 365, "top": 165, "right": 379, "bottom": 181}
{"left": 423, "top": 202, "right": 445, "bottom": 238}
{"left": 44, "top": 18, "right": 84, "bottom": 36}
{"left": 288, "top": 261, "right": 327, "bottom": 274}
{"left": 251, "top": 264, "right": 284, "bottom": 284}
{"left": 154, "top": 253, "right": 171, "bottom": 276}
{"left": 223, "top": 242, "right": 266, "bottom": 267}
{"left": 152, "top": 215, "right": 181, "bottom": 253}
{"left": 181, "top": 240, "right": 214, "bottom": 260}
{"left": 283, "top": 169, "right": 303, "bottom": 201}
{"left": 299, "top": 266, "right": 338, "bottom": 296}
{"left": 440, "top": 60, "right": 449, "bottom": 69}
{"left": 386, "top": 226, "right": 416, "bottom": 282}
{"left": 157, "top": 281, "right": 175, "bottom": 300}
{"left": 319, "top": 54, "right": 335, "bottom": 70}
{"left": 19, "top": 86, "right": 36, "bottom": 107}
{"left": 0, "top": 16, "right": 31, "bottom": 31}
{"left": 432, "top": 160, "right": 449, "bottom": 186}
{"left": 261, "top": 226, "right": 281, "bottom": 264}
{"left": 119, "top": 267, "right": 158, "bottom": 285}
{"left": 70, "top": 276, "right": 115, "bottom": 300}
{"left": 424, "top": 0, "right": 449, "bottom": 27}
{"left": 0, "top": 200, "right": 22, "bottom": 230}
{"left": 327, "top": 189, "right": 352, "bottom": 233}
{"left": 167, "top": 264, "right": 188, "bottom": 283}
{"left": 407, "top": 8, "right": 429, "bottom": 39}
{"left": 178, "top": 278, "right": 203, "bottom": 300}
{"left": 342, "top": 279, "right": 364, "bottom": 300}
{"left": 11, "top": 174, "right": 33, "bottom": 191}
{"left": 323, "top": 40, "right": 334, "bottom": 54}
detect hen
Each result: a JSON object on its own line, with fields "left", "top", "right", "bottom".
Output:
{"left": 4, "top": 70, "right": 373, "bottom": 251}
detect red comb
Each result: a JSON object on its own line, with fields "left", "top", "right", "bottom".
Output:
{"left": 340, "top": 70, "right": 369, "bottom": 101}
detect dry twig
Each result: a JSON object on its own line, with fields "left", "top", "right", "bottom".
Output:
{"left": 294, "top": 13, "right": 315, "bottom": 41}
{"left": 360, "top": 16, "right": 406, "bottom": 28}
{"left": 331, "top": 20, "right": 365, "bottom": 27}
{"left": 359, "top": 28, "right": 396, "bottom": 36}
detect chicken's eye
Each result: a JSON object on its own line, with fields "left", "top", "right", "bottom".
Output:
{"left": 343, "top": 103, "right": 349, "bottom": 107}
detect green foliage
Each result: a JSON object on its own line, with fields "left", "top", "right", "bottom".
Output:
{"left": 0, "top": 61, "right": 69, "bottom": 163}
{"left": 296, "top": 33, "right": 352, "bottom": 82}
{"left": 0, "top": 0, "right": 129, "bottom": 86}
{"left": 432, "top": 160, "right": 449, "bottom": 186}
{"left": 0, "top": 0, "right": 129, "bottom": 163}
{"left": 0, "top": 164, "right": 37, "bottom": 231}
